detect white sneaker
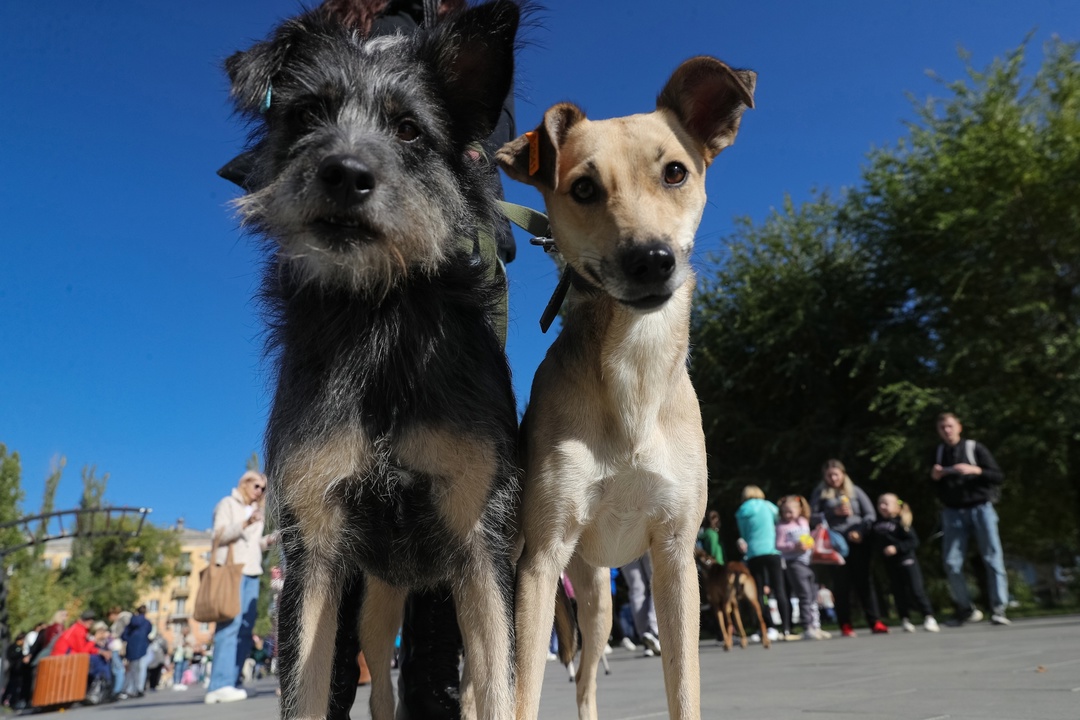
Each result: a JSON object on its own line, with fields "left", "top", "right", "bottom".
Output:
{"left": 204, "top": 686, "right": 248, "bottom": 704}
{"left": 901, "top": 619, "right": 916, "bottom": 633}
{"left": 619, "top": 637, "right": 637, "bottom": 652}
{"left": 924, "top": 616, "right": 940, "bottom": 632}
{"left": 641, "top": 631, "right": 662, "bottom": 656}
{"left": 990, "top": 613, "right": 1011, "bottom": 626}
{"left": 765, "top": 627, "right": 780, "bottom": 642}
{"left": 546, "top": 652, "right": 558, "bottom": 662}
{"left": 805, "top": 627, "right": 832, "bottom": 640}
{"left": 643, "top": 648, "right": 655, "bottom": 657}
{"left": 172, "top": 684, "right": 189, "bottom": 691}
{"left": 603, "top": 644, "right": 613, "bottom": 655}
{"left": 748, "top": 632, "right": 761, "bottom": 644}
{"left": 968, "top": 608, "right": 984, "bottom": 623}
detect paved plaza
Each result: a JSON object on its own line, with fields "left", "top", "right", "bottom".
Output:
{"left": 40, "top": 614, "right": 1080, "bottom": 720}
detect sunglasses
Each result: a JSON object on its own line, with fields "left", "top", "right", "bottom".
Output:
{"left": 250, "top": 482, "right": 266, "bottom": 491}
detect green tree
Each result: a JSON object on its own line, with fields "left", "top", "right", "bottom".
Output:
{"left": 845, "top": 38, "right": 1080, "bottom": 558}
{"left": 692, "top": 38, "right": 1080, "bottom": 565}
{"left": 61, "top": 466, "right": 181, "bottom": 616}
{"left": 691, "top": 193, "right": 925, "bottom": 512}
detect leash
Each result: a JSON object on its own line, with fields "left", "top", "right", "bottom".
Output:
{"left": 497, "top": 201, "right": 602, "bottom": 334}
{"left": 422, "top": 0, "right": 439, "bottom": 27}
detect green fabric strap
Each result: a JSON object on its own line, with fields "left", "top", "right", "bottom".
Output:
{"left": 473, "top": 220, "right": 508, "bottom": 349}
{"left": 498, "top": 200, "right": 551, "bottom": 239}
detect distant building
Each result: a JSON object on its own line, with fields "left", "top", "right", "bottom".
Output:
{"left": 38, "top": 523, "right": 216, "bottom": 649}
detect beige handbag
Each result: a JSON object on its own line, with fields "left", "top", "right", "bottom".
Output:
{"left": 193, "top": 534, "right": 243, "bottom": 624}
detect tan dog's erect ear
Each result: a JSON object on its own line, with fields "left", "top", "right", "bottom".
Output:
{"left": 496, "top": 103, "right": 586, "bottom": 190}
{"left": 657, "top": 56, "right": 756, "bottom": 165}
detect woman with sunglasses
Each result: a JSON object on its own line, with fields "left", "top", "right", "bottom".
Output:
{"left": 205, "top": 470, "right": 276, "bottom": 704}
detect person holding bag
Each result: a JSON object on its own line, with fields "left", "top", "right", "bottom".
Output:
{"left": 204, "top": 470, "right": 276, "bottom": 704}
{"left": 810, "top": 459, "right": 886, "bottom": 638}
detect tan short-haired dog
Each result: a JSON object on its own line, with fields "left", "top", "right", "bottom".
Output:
{"left": 497, "top": 57, "right": 755, "bottom": 720}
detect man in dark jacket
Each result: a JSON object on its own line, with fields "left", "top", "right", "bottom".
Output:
{"left": 930, "top": 412, "right": 1009, "bottom": 626}
{"left": 119, "top": 605, "right": 153, "bottom": 698}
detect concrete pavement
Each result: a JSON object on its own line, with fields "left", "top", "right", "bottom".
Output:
{"left": 37, "top": 614, "right": 1080, "bottom": 719}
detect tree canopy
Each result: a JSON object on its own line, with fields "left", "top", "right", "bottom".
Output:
{"left": 0, "top": 447, "right": 180, "bottom": 631}
{"left": 691, "top": 39, "right": 1080, "bottom": 566}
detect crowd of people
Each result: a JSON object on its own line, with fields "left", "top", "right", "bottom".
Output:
{"left": 0, "top": 602, "right": 276, "bottom": 709}
{"left": 613, "top": 412, "right": 1011, "bottom": 654}
{"left": 702, "top": 411, "right": 1009, "bottom": 644}
{"left": 1, "top": 412, "right": 1011, "bottom": 709}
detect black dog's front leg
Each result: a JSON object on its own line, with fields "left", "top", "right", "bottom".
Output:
{"left": 327, "top": 572, "right": 365, "bottom": 720}
{"left": 277, "top": 524, "right": 346, "bottom": 720}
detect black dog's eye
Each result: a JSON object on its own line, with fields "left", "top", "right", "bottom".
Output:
{"left": 284, "top": 96, "right": 331, "bottom": 132}
{"left": 663, "top": 162, "right": 688, "bottom": 186}
{"left": 570, "top": 177, "right": 598, "bottom": 203}
{"left": 396, "top": 119, "right": 420, "bottom": 143}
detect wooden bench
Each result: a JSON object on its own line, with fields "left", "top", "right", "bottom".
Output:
{"left": 31, "top": 653, "right": 89, "bottom": 708}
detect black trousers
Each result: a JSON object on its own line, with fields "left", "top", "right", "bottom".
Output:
{"left": 747, "top": 554, "right": 791, "bottom": 633}
{"left": 396, "top": 589, "right": 462, "bottom": 720}
{"left": 887, "top": 558, "right": 935, "bottom": 619}
{"left": 825, "top": 540, "right": 880, "bottom": 627}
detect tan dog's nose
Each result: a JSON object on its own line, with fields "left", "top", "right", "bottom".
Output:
{"left": 620, "top": 240, "right": 675, "bottom": 286}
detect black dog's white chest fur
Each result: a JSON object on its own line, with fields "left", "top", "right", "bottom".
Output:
{"left": 266, "top": 255, "right": 517, "bottom": 587}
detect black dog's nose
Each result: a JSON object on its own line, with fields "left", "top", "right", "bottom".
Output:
{"left": 317, "top": 154, "right": 376, "bottom": 207}
{"left": 620, "top": 241, "right": 676, "bottom": 285}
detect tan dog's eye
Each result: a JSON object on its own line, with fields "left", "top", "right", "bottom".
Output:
{"left": 396, "top": 119, "right": 420, "bottom": 142}
{"left": 570, "top": 177, "right": 598, "bottom": 203}
{"left": 663, "top": 162, "right": 688, "bottom": 186}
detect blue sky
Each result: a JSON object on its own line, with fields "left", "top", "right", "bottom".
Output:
{"left": 2, "top": 1, "right": 1077, "bottom": 531}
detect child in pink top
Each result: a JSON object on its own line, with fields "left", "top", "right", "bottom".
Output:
{"left": 776, "top": 496, "right": 831, "bottom": 639}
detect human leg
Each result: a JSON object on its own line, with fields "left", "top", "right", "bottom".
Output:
{"left": 110, "top": 652, "right": 126, "bottom": 696}
{"left": 786, "top": 562, "right": 816, "bottom": 630}
{"left": 830, "top": 564, "right": 853, "bottom": 628}
{"left": 763, "top": 555, "right": 792, "bottom": 633}
{"left": 397, "top": 589, "right": 463, "bottom": 720}
{"left": 233, "top": 575, "right": 260, "bottom": 687}
{"left": 173, "top": 659, "right": 187, "bottom": 686}
{"left": 904, "top": 560, "right": 936, "bottom": 618}
{"left": 208, "top": 610, "right": 242, "bottom": 692}
{"left": 941, "top": 507, "right": 974, "bottom": 614}
{"left": 745, "top": 556, "right": 773, "bottom": 630}
{"left": 887, "top": 562, "right": 910, "bottom": 621}
{"left": 971, "top": 503, "right": 1009, "bottom": 616}
{"left": 622, "top": 556, "right": 658, "bottom": 638}
{"left": 847, "top": 542, "right": 881, "bottom": 627}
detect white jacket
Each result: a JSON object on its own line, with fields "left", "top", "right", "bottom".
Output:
{"left": 213, "top": 488, "right": 268, "bottom": 576}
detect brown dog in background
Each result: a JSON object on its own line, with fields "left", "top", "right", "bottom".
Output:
{"left": 703, "top": 561, "right": 772, "bottom": 650}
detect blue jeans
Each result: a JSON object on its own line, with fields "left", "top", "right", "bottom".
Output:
{"left": 208, "top": 574, "right": 260, "bottom": 691}
{"left": 173, "top": 659, "right": 187, "bottom": 686}
{"left": 942, "top": 503, "right": 1009, "bottom": 615}
{"left": 123, "top": 653, "right": 150, "bottom": 695}
{"left": 110, "top": 651, "right": 125, "bottom": 695}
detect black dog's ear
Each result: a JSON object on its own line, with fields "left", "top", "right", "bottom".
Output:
{"left": 496, "top": 102, "right": 584, "bottom": 191}
{"left": 225, "top": 18, "right": 309, "bottom": 117}
{"left": 428, "top": 0, "right": 520, "bottom": 142}
{"left": 657, "top": 56, "right": 756, "bottom": 166}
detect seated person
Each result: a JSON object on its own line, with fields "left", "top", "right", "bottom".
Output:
{"left": 50, "top": 611, "right": 112, "bottom": 688}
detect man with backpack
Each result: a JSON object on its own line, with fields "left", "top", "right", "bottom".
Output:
{"left": 930, "top": 412, "right": 1010, "bottom": 626}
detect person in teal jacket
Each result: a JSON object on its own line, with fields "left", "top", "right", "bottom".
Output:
{"left": 735, "top": 486, "right": 795, "bottom": 639}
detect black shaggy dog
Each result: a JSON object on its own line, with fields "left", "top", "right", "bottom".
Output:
{"left": 223, "top": 2, "right": 521, "bottom": 718}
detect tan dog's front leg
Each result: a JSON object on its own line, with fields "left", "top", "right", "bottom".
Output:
{"left": 565, "top": 556, "right": 612, "bottom": 720}
{"left": 359, "top": 577, "right": 407, "bottom": 720}
{"left": 456, "top": 555, "right": 514, "bottom": 720}
{"left": 651, "top": 546, "right": 701, "bottom": 720}
{"left": 514, "top": 549, "right": 565, "bottom": 720}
